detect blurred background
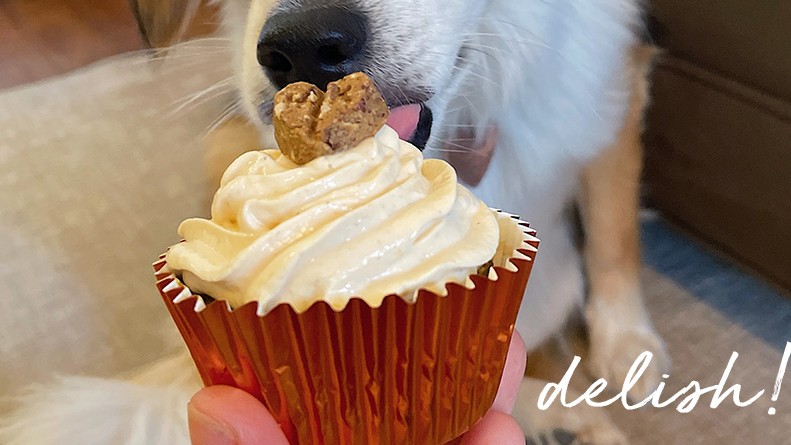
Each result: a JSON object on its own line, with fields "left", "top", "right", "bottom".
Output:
{"left": 0, "top": 0, "right": 789, "bottom": 443}
{"left": 0, "top": 0, "right": 141, "bottom": 89}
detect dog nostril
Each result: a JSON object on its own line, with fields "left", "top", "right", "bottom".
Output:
{"left": 317, "top": 44, "right": 350, "bottom": 66}
{"left": 257, "top": 6, "right": 369, "bottom": 89}
{"left": 259, "top": 49, "right": 293, "bottom": 74}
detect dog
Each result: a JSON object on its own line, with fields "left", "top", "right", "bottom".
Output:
{"left": 1, "top": 0, "right": 669, "bottom": 443}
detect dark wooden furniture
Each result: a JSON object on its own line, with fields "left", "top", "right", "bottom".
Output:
{"left": 645, "top": 0, "right": 791, "bottom": 290}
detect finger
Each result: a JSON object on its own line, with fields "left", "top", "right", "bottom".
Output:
{"left": 188, "top": 385, "right": 289, "bottom": 445}
{"left": 491, "top": 329, "right": 527, "bottom": 413}
{"left": 460, "top": 411, "right": 524, "bottom": 445}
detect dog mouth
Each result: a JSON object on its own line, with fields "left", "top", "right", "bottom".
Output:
{"left": 386, "top": 103, "right": 433, "bottom": 150}
{"left": 259, "top": 96, "right": 492, "bottom": 184}
{"left": 388, "top": 102, "right": 497, "bottom": 186}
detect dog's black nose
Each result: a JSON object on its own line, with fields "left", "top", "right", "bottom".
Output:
{"left": 257, "top": 7, "right": 368, "bottom": 89}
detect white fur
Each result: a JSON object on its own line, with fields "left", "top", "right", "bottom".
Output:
{"left": 453, "top": 1, "right": 639, "bottom": 348}
{"left": 1, "top": 1, "right": 655, "bottom": 443}
{"left": 0, "top": 354, "right": 199, "bottom": 444}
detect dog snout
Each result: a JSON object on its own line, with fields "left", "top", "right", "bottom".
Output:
{"left": 257, "top": 6, "right": 368, "bottom": 89}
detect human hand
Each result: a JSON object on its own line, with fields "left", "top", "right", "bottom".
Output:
{"left": 188, "top": 331, "right": 527, "bottom": 445}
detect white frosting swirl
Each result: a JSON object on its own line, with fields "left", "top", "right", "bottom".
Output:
{"left": 166, "top": 126, "right": 499, "bottom": 314}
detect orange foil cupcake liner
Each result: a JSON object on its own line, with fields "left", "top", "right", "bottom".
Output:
{"left": 154, "top": 213, "right": 538, "bottom": 445}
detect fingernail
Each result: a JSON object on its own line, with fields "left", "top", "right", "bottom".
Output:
{"left": 188, "top": 402, "right": 236, "bottom": 445}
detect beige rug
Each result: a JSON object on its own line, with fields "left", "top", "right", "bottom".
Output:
{"left": 611, "top": 267, "right": 790, "bottom": 444}
{"left": 527, "top": 216, "right": 791, "bottom": 444}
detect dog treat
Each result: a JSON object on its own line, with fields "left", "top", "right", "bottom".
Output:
{"left": 273, "top": 72, "right": 389, "bottom": 165}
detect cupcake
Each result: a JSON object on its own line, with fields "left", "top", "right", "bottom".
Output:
{"left": 154, "top": 73, "right": 538, "bottom": 444}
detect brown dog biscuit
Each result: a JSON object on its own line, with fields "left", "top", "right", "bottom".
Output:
{"left": 273, "top": 73, "right": 389, "bottom": 165}
{"left": 272, "top": 82, "right": 331, "bottom": 165}
{"left": 316, "top": 73, "right": 390, "bottom": 151}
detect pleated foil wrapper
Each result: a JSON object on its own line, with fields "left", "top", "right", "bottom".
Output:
{"left": 154, "top": 212, "right": 538, "bottom": 445}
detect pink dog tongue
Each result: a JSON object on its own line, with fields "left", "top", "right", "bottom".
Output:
{"left": 387, "top": 104, "right": 497, "bottom": 186}
{"left": 387, "top": 104, "right": 422, "bottom": 140}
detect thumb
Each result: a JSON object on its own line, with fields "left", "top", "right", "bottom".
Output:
{"left": 491, "top": 329, "right": 527, "bottom": 413}
{"left": 188, "top": 386, "right": 289, "bottom": 445}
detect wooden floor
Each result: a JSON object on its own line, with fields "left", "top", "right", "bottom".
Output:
{"left": 0, "top": 0, "right": 142, "bottom": 90}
